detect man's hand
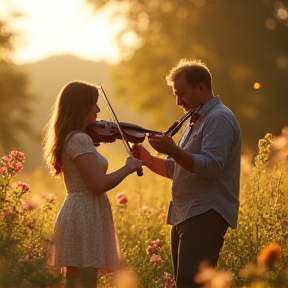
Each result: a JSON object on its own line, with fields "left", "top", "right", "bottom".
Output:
{"left": 131, "top": 143, "right": 168, "bottom": 177}
{"left": 148, "top": 134, "right": 177, "bottom": 155}
{"left": 131, "top": 144, "right": 152, "bottom": 166}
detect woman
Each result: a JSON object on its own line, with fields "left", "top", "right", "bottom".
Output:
{"left": 43, "top": 80, "right": 142, "bottom": 288}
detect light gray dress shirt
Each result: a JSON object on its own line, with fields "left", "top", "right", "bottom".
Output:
{"left": 165, "top": 96, "right": 241, "bottom": 229}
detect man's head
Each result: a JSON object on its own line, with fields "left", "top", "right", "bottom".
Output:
{"left": 166, "top": 59, "right": 212, "bottom": 90}
{"left": 166, "top": 59, "right": 214, "bottom": 111}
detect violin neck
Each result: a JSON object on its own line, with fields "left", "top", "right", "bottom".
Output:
{"left": 164, "top": 104, "right": 202, "bottom": 137}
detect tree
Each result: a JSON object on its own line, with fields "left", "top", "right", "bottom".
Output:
{"left": 0, "top": 13, "right": 37, "bottom": 155}
{"left": 88, "top": 0, "right": 288, "bottom": 151}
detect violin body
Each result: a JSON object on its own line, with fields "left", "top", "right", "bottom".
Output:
{"left": 86, "top": 120, "right": 160, "bottom": 145}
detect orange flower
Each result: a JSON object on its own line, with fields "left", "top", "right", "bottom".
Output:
{"left": 257, "top": 242, "right": 282, "bottom": 268}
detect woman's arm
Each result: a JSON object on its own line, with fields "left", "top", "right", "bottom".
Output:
{"left": 75, "top": 153, "right": 142, "bottom": 195}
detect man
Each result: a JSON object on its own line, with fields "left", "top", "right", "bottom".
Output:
{"left": 132, "top": 59, "right": 241, "bottom": 287}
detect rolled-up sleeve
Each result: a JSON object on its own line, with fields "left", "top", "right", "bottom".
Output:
{"left": 193, "top": 114, "right": 236, "bottom": 178}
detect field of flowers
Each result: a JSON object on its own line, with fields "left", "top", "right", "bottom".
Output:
{"left": 0, "top": 133, "right": 287, "bottom": 288}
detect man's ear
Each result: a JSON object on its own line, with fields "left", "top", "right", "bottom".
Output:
{"left": 198, "top": 83, "right": 205, "bottom": 93}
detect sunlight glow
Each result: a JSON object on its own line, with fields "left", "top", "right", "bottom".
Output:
{"left": 1, "top": 0, "right": 124, "bottom": 64}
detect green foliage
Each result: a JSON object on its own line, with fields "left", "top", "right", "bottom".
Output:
{"left": 1, "top": 132, "right": 288, "bottom": 287}
{"left": 0, "top": 12, "right": 39, "bottom": 155}
{"left": 0, "top": 151, "right": 59, "bottom": 288}
{"left": 113, "top": 201, "right": 173, "bottom": 288}
{"left": 89, "top": 0, "right": 288, "bottom": 150}
{"left": 221, "top": 133, "right": 288, "bottom": 287}
{"left": 0, "top": 63, "right": 38, "bottom": 155}
{"left": 97, "top": 175, "right": 175, "bottom": 288}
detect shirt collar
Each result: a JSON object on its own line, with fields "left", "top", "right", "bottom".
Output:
{"left": 198, "top": 95, "right": 221, "bottom": 117}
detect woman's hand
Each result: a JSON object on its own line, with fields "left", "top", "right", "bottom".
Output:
{"left": 125, "top": 156, "right": 142, "bottom": 174}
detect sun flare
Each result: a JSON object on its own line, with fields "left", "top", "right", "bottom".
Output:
{"left": 1, "top": 0, "right": 123, "bottom": 64}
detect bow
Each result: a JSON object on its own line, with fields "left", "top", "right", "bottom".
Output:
{"left": 96, "top": 84, "right": 143, "bottom": 176}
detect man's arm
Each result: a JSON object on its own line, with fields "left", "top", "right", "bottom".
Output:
{"left": 132, "top": 144, "right": 168, "bottom": 177}
{"left": 148, "top": 134, "right": 195, "bottom": 173}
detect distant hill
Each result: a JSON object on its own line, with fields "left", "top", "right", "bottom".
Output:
{"left": 21, "top": 54, "right": 113, "bottom": 130}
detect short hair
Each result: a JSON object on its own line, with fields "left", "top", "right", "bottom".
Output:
{"left": 166, "top": 59, "right": 212, "bottom": 90}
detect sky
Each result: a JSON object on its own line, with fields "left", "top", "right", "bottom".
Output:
{"left": 1, "top": 0, "right": 124, "bottom": 65}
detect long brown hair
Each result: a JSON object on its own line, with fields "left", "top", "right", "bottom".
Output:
{"left": 43, "top": 80, "right": 99, "bottom": 177}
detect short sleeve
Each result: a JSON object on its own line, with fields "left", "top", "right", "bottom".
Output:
{"left": 66, "top": 132, "right": 95, "bottom": 160}
{"left": 165, "top": 155, "right": 175, "bottom": 179}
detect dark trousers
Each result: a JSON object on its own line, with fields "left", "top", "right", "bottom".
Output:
{"left": 171, "top": 209, "right": 229, "bottom": 288}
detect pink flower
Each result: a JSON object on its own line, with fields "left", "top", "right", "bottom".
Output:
{"left": 116, "top": 192, "right": 128, "bottom": 205}
{"left": 18, "top": 182, "right": 30, "bottom": 194}
{"left": 44, "top": 193, "right": 57, "bottom": 203}
{"left": 14, "top": 162, "right": 24, "bottom": 173}
{"left": 10, "top": 150, "right": 25, "bottom": 162}
{"left": 146, "top": 244, "right": 158, "bottom": 256}
{"left": 150, "top": 255, "right": 163, "bottom": 265}
{"left": 1, "top": 156, "right": 11, "bottom": 163}
{"left": 146, "top": 239, "right": 163, "bottom": 256}
{"left": 164, "top": 272, "right": 172, "bottom": 280}
{"left": 0, "top": 166, "right": 7, "bottom": 175}
{"left": 0, "top": 151, "right": 25, "bottom": 176}
{"left": 163, "top": 272, "right": 175, "bottom": 288}
{"left": 21, "top": 200, "right": 37, "bottom": 211}
{"left": 165, "top": 280, "right": 173, "bottom": 288}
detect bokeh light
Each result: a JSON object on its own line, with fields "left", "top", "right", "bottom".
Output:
{"left": 254, "top": 82, "right": 261, "bottom": 89}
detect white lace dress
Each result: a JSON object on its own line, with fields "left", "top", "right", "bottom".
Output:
{"left": 48, "top": 132, "right": 120, "bottom": 274}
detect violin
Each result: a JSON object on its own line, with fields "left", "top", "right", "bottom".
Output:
{"left": 86, "top": 104, "right": 203, "bottom": 146}
{"left": 86, "top": 120, "right": 161, "bottom": 145}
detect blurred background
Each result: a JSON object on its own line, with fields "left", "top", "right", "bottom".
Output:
{"left": 0, "top": 0, "right": 287, "bottom": 173}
